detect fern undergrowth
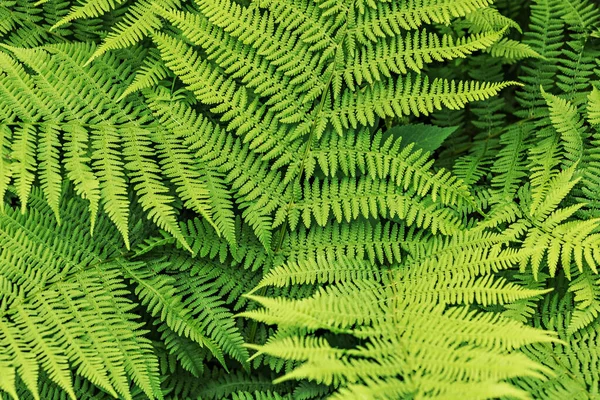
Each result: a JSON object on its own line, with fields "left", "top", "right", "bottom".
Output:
{"left": 0, "top": 0, "right": 600, "bottom": 399}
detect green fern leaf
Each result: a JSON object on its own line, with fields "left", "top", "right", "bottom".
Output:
{"left": 326, "top": 76, "right": 521, "bottom": 135}
{"left": 587, "top": 86, "right": 600, "bottom": 125}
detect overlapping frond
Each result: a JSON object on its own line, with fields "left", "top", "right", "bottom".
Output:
{"left": 279, "top": 220, "right": 418, "bottom": 265}
{"left": 308, "top": 127, "right": 474, "bottom": 207}
{"left": 144, "top": 87, "right": 288, "bottom": 249}
{"left": 588, "top": 86, "right": 600, "bottom": 125}
{"left": 516, "top": 0, "right": 565, "bottom": 116}
{"left": 518, "top": 166, "right": 600, "bottom": 278}
{"left": 0, "top": 188, "right": 161, "bottom": 400}
{"left": 0, "top": 185, "right": 261, "bottom": 399}
{"left": 242, "top": 256, "right": 557, "bottom": 399}
{"left": 0, "top": 0, "right": 579, "bottom": 399}
{"left": 286, "top": 176, "right": 463, "bottom": 235}
{"left": 491, "top": 124, "right": 532, "bottom": 199}
{"left": 351, "top": 0, "right": 496, "bottom": 44}
{"left": 514, "top": 294, "right": 600, "bottom": 399}
{"left": 542, "top": 88, "right": 587, "bottom": 167}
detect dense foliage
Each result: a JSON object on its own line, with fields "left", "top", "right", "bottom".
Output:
{"left": 0, "top": 0, "right": 600, "bottom": 398}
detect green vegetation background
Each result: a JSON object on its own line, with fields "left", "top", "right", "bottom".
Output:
{"left": 0, "top": 0, "right": 600, "bottom": 398}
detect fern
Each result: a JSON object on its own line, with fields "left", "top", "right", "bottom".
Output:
{"left": 242, "top": 256, "right": 556, "bottom": 398}
{"left": 513, "top": 294, "right": 600, "bottom": 399}
{"left": 2, "top": 0, "right": 600, "bottom": 399}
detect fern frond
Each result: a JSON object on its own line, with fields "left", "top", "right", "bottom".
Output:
{"left": 556, "top": 34, "right": 600, "bottom": 101}
{"left": 399, "top": 272, "right": 551, "bottom": 307}
{"left": 280, "top": 220, "right": 417, "bottom": 265}
{"left": 491, "top": 124, "right": 532, "bottom": 199}
{"left": 255, "top": 0, "right": 337, "bottom": 54}
{"left": 91, "top": 124, "right": 130, "bottom": 246}
{"left": 520, "top": 220, "right": 600, "bottom": 279}
{"left": 174, "top": 273, "right": 249, "bottom": 365}
{"left": 463, "top": 6, "right": 522, "bottom": 33}
{"left": 251, "top": 257, "right": 380, "bottom": 294}
{"left": 122, "top": 125, "right": 191, "bottom": 251}
{"left": 10, "top": 124, "right": 36, "bottom": 213}
{"left": 62, "top": 124, "right": 101, "bottom": 233}
{"left": 542, "top": 88, "right": 587, "bottom": 167}
{"left": 340, "top": 28, "right": 506, "bottom": 90}
{"left": 193, "top": 0, "right": 327, "bottom": 103}
{"left": 528, "top": 164, "right": 579, "bottom": 221}
{"left": 527, "top": 126, "right": 563, "bottom": 201}
{"left": 286, "top": 176, "right": 462, "bottom": 235}
{"left": 145, "top": 88, "right": 288, "bottom": 249}
{"left": 151, "top": 127, "right": 221, "bottom": 235}
{"left": 514, "top": 294, "right": 600, "bottom": 399}
{"left": 37, "top": 123, "right": 62, "bottom": 222}
{"left": 588, "top": 86, "right": 600, "bottom": 125}
{"left": 243, "top": 257, "right": 557, "bottom": 398}
{"left": 86, "top": 0, "right": 181, "bottom": 64}
{"left": 159, "top": 326, "right": 206, "bottom": 377}
{"left": 52, "top": 0, "right": 124, "bottom": 29}
{"left": 156, "top": 7, "right": 312, "bottom": 127}
{"left": 326, "top": 75, "right": 520, "bottom": 135}
{"left": 351, "top": 0, "right": 495, "bottom": 44}
{"left": 485, "top": 38, "right": 542, "bottom": 62}
{"left": 116, "top": 259, "right": 230, "bottom": 366}
{"left": 569, "top": 269, "right": 600, "bottom": 334}
{"left": 118, "top": 49, "right": 169, "bottom": 101}
{"left": 0, "top": 188, "right": 163, "bottom": 400}
{"left": 516, "top": 0, "right": 565, "bottom": 116}
{"left": 151, "top": 32, "right": 291, "bottom": 157}
{"left": 308, "top": 127, "right": 474, "bottom": 207}
{"left": 562, "top": 0, "right": 600, "bottom": 33}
